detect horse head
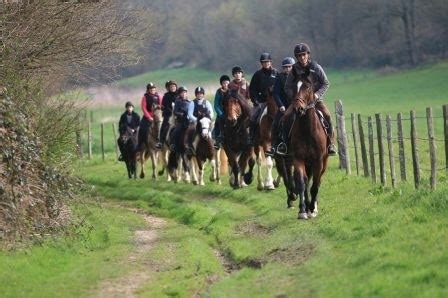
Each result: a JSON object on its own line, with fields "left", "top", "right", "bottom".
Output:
{"left": 295, "top": 77, "right": 315, "bottom": 116}
{"left": 223, "top": 91, "right": 243, "bottom": 127}
{"left": 121, "top": 127, "right": 136, "bottom": 143}
{"left": 199, "top": 117, "right": 212, "bottom": 139}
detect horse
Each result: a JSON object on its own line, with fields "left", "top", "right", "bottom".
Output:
{"left": 221, "top": 92, "right": 255, "bottom": 189}
{"left": 157, "top": 115, "right": 177, "bottom": 182}
{"left": 120, "top": 127, "right": 138, "bottom": 179}
{"left": 189, "top": 117, "right": 220, "bottom": 185}
{"left": 281, "top": 77, "right": 329, "bottom": 219}
{"left": 253, "top": 88, "right": 281, "bottom": 191}
{"left": 139, "top": 107, "right": 162, "bottom": 180}
{"left": 166, "top": 117, "right": 193, "bottom": 183}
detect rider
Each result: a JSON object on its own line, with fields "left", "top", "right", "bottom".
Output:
{"left": 265, "top": 56, "right": 295, "bottom": 157}
{"left": 213, "top": 75, "right": 230, "bottom": 149}
{"left": 249, "top": 52, "right": 278, "bottom": 145}
{"left": 228, "top": 65, "right": 253, "bottom": 144}
{"left": 285, "top": 43, "right": 337, "bottom": 155}
{"left": 186, "top": 87, "right": 214, "bottom": 153}
{"left": 138, "top": 82, "right": 161, "bottom": 150}
{"left": 117, "top": 101, "right": 140, "bottom": 161}
{"left": 156, "top": 80, "right": 177, "bottom": 149}
{"left": 170, "top": 86, "right": 196, "bottom": 152}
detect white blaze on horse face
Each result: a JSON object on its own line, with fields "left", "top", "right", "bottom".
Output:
{"left": 296, "top": 80, "right": 303, "bottom": 92}
{"left": 200, "top": 117, "right": 211, "bottom": 139}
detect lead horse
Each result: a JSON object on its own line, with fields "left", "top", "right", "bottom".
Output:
{"left": 279, "top": 77, "right": 328, "bottom": 219}
{"left": 139, "top": 107, "right": 163, "bottom": 180}
{"left": 222, "top": 92, "right": 255, "bottom": 188}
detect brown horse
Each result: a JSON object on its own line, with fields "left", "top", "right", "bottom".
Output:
{"left": 139, "top": 107, "right": 162, "bottom": 180}
{"left": 281, "top": 78, "right": 328, "bottom": 219}
{"left": 222, "top": 92, "right": 255, "bottom": 188}
{"left": 189, "top": 117, "right": 220, "bottom": 185}
{"left": 253, "top": 88, "right": 281, "bottom": 190}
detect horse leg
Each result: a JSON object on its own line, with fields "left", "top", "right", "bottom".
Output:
{"left": 198, "top": 159, "right": 205, "bottom": 186}
{"left": 190, "top": 157, "right": 199, "bottom": 185}
{"left": 264, "top": 155, "right": 275, "bottom": 190}
{"left": 209, "top": 159, "right": 216, "bottom": 182}
{"left": 182, "top": 155, "right": 191, "bottom": 183}
{"left": 309, "top": 162, "right": 324, "bottom": 218}
{"left": 229, "top": 156, "right": 239, "bottom": 189}
{"left": 151, "top": 152, "right": 157, "bottom": 180}
{"left": 255, "top": 147, "right": 264, "bottom": 191}
{"left": 139, "top": 151, "right": 146, "bottom": 179}
{"left": 293, "top": 160, "right": 308, "bottom": 219}
{"left": 216, "top": 149, "right": 222, "bottom": 184}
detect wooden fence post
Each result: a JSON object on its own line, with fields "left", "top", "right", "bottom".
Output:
{"left": 351, "top": 113, "right": 360, "bottom": 175}
{"left": 397, "top": 113, "right": 407, "bottom": 181}
{"left": 87, "top": 118, "right": 92, "bottom": 160}
{"left": 443, "top": 104, "right": 448, "bottom": 172}
{"left": 368, "top": 116, "right": 376, "bottom": 184}
{"left": 76, "top": 115, "right": 82, "bottom": 158}
{"left": 101, "top": 123, "right": 105, "bottom": 162}
{"left": 410, "top": 110, "right": 421, "bottom": 189}
{"left": 426, "top": 107, "right": 436, "bottom": 190}
{"left": 375, "top": 114, "right": 386, "bottom": 186}
{"left": 112, "top": 123, "right": 119, "bottom": 160}
{"left": 358, "top": 114, "right": 369, "bottom": 177}
{"left": 386, "top": 115, "right": 396, "bottom": 188}
{"left": 334, "top": 101, "right": 344, "bottom": 169}
{"left": 335, "top": 100, "right": 350, "bottom": 174}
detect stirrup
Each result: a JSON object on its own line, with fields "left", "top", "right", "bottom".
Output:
{"left": 186, "top": 146, "right": 196, "bottom": 156}
{"left": 213, "top": 142, "right": 221, "bottom": 150}
{"left": 169, "top": 144, "right": 175, "bottom": 151}
{"left": 276, "top": 142, "right": 288, "bottom": 156}
{"left": 328, "top": 144, "right": 337, "bottom": 156}
{"left": 155, "top": 142, "right": 163, "bottom": 149}
{"left": 265, "top": 147, "right": 275, "bottom": 157}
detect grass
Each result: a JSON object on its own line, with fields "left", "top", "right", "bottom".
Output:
{"left": 0, "top": 203, "right": 146, "bottom": 298}
{"left": 73, "top": 155, "right": 448, "bottom": 297}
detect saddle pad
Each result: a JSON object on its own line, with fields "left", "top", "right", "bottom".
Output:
{"left": 258, "top": 106, "right": 268, "bottom": 126}
{"left": 316, "top": 110, "right": 328, "bottom": 134}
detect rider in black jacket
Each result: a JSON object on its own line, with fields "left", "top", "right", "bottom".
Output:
{"left": 249, "top": 52, "right": 278, "bottom": 145}
{"left": 118, "top": 101, "right": 140, "bottom": 161}
{"left": 156, "top": 80, "right": 177, "bottom": 149}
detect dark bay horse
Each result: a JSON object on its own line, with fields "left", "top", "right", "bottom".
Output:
{"left": 280, "top": 78, "right": 328, "bottom": 219}
{"left": 254, "top": 88, "right": 281, "bottom": 190}
{"left": 222, "top": 92, "right": 255, "bottom": 188}
{"left": 139, "top": 107, "right": 162, "bottom": 180}
{"left": 120, "top": 127, "right": 138, "bottom": 179}
{"left": 189, "top": 117, "right": 220, "bottom": 185}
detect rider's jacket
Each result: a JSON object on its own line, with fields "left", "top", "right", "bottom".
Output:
{"left": 228, "top": 78, "right": 250, "bottom": 101}
{"left": 173, "top": 98, "right": 196, "bottom": 124}
{"left": 284, "top": 60, "right": 330, "bottom": 104}
{"left": 141, "top": 92, "right": 161, "bottom": 121}
{"left": 161, "top": 91, "right": 177, "bottom": 117}
{"left": 249, "top": 67, "right": 278, "bottom": 105}
{"left": 214, "top": 88, "right": 228, "bottom": 118}
{"left": 118, "top": 111, "right": 140, "bottom": 135}
{"left": 194, "top": 98, "right": 214, "bottom": 120}
{"left": 273, "top": 72, "right": 289, "bottom": 108}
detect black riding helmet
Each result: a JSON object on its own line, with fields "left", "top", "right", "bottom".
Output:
{"left": 195, "top": 86, "right": 205, "bottom": 95}
{"left": 146, "top": 82, "right": 156, "bottom": 90}
{"left": 232, "top": 66, "right": 243, "bottom": 75}
{"left": 281, "top": 57, "right": 296, "bottom": 67}
{"left": 178, "top": 86, "right": 188, "bottom": 93}
{"left": 220, "top": 75, "right": 231, "bottom": 84}
{"left": 165, "top": 80, "right": 177, "bottom": 89}
{"left": 125, "top": 101, "right": 134, "bottom": 108}
{"left": 294, "top": 43, "right": 311, "bottom": 56}
{"left": 259, "top": 52, "right": 272, "bottom": 62}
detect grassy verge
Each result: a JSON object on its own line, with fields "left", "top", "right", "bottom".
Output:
{"left": 0, "top": 203, "right": 146, "bottom": 298}
{"left": 77, "top": 156, "right": 448, "bottom": 297}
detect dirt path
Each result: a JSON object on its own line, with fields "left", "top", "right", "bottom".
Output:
{"left": 92, "top": 209, "right": 166, "bottom": 298}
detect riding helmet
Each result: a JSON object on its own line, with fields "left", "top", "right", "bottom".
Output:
{"left": 231, "top": 66, "right": 243, "bottom": 75}
{"left": 259, "top": 52, "right": 272, "bottom": 62}
{"left": 195, "top": 87, "right": 205, "bottom": 95}
{"left": 219, "top": 75, "right": 231, "bottom": 84}
{"left": 146, "top": 82, "right": 156, "bottom": 89}
{"left": 294, "top": 43, "right": 311, "bottom": 56}
{"left": 281, "top": 57, "right": 296, "bottom": 67}
{"left": 178, "top": 86, "right": 188, "bottom": 93}
{"left": 165, "top": 80, "right": 177, "bottom": 89}
{"left": 125, "top": 101, "right": 134, "bottom": 108}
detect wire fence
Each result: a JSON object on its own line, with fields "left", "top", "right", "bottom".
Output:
{"left": 334, "top": 101, "right": 448, "bottom": 190}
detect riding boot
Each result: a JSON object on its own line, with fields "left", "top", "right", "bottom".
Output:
{"left": 327, "top": 119, "right": 337, "bottom": 156}
{"left": 186, "top": 123, "right": 196, "bottom": 155}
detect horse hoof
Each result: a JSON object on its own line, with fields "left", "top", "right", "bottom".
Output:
{"left": 257, "top": 184, "right": 264, "bottom": 191}
{"left": 140, "top": 173, "right": 145, "bottom": 179}
{"left": 264, "top": 183, "right": 275, "bottom": 190}
{"left": 241, "top": 182, "right": 248, "bottom": 188}
{"left": 298, "top": 212, "right": 308, "bottom": 220}
{"left": 192, "top": 180, "right": 198, "bottom": 185}
{"left": 309, "top": 211, "right": 318, "bottom": 218}
{"left": 287, "top": 206, "right": 295, "bottom": 209}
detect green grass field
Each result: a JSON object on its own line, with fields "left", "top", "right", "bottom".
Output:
{"left": 3, "top": 63, "right": 447, "bottom": 297}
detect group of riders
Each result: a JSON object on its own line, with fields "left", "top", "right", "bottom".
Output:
{"left": 117, "top": 43, "right": 337, "bottom": 162}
